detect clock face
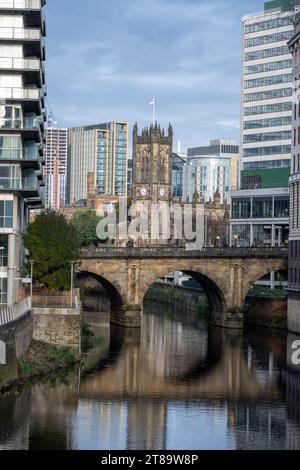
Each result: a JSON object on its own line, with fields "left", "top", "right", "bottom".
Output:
{"left": 160, "top": 188, "right": 166, "bottom": 198}
{"left": 140, "top": 187, "right": 147, "bottom": 197}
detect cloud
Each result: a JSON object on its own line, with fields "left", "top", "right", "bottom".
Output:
{"left": 45, "top": 0, "right": 264, "bottom": 150}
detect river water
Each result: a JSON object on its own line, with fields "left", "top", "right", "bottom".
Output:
{"left": 0, "top": 306, "right": 300, "bottom": 450}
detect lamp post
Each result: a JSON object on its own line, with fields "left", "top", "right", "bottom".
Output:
{"left": 70, "top": 261, "right": 76, "bottom": 308}
{"left": 216, "top": 236, "right": 220, "bottom": 248}
{"left": 233, "top": 234, "right": 238, "bottom": 248}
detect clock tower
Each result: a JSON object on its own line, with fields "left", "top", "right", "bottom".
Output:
{"left": 132, "top": 122, "right": 173, "bottom": 206}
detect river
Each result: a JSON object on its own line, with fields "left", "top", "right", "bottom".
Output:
{"left": 0, "top": 305, "right": 300, "bottom": 450}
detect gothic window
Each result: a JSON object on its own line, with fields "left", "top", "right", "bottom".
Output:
{"left": 160, "top": 150, "right": 168, "bottom": 184}
{"left": 141, "top": 151, "right": 149, "bottom": 182}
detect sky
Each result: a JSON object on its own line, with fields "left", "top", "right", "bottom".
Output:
{"left": 45, "top": 0, "right": 265, "bottom": 152}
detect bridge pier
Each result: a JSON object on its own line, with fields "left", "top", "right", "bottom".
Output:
{"left": 211, "top": 311, "right": 244, "bottom": 329}
{"left": 111, "top": 306, "right": 142, "bottom": 329}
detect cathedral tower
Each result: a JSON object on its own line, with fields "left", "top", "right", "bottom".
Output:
{"left": 132, "top": 123, "right": 173, "bottom": 206}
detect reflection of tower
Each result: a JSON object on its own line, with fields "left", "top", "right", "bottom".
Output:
{"left": 126, "top": 400, "right": 168, "bottom": 450}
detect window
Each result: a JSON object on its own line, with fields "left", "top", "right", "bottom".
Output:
{"left": 244, "top": 88, "right": 292, "bottom": 102}
{"left": 243, "top": 160, "right": 290, "bottom": 169}
{"left": 244, "top": 74, "right": 292, "bottom": 89}
{"left": 0, "top": 278, "right": 7, "bottom": 305}
{"left": 232, "top": 199, "right": 251, "bottom": 219}
{"left": 0, "top": 135, "right": 21, "bottom": 159}
{"left": 243, "top": 116, "right": 292, "bottom": 129}
{"left": 245, "top": 16, "right": 294, "bottom": 34}
{"left": 274, "top": 197, "right": 289, "bottom": 218}
{"left": 0, "top": 105, "right": 21, "bottom": 129}
{"left": 243, "top": 131, "right": 291, "bottom": 144}
{"left": 0, "top": 165, "right": 20, "bottom": 190}
{"left": 0, "top": 235, "right": 8, "bottom": 266}
{"left": 252, "top": 198, "right": 273, "bottom": 218}
{"left": 0, "top": 200, "right": 13, "bottom": 228}
{"left": 245, "top": 30, "right": 293, "bottom": 48}
{"left": 245, "top": 60, "right": 292, "bottom": 75}
{"left": 245, "top": 45, "right": 289, "bottom": 61}
{"left": 244, "top": 102, "right": 292, "bottom": 116}
{"left": 243, "top": 145, "right": 291, "bottom": 157}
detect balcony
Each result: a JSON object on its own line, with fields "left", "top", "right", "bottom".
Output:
{"left": 0, "top": 87, "right": 44, "bottom": 114}
{"left": 0, "top": 0, "right": 44, "bottom": 10}
{"left": 0, "top": 1, "right": 46, "bottom": 31}
{"left": 0, "top": 57, "right": 40, "bottom": 71}
{"left": 0, "top": 26, "right": 41, "bottom": 41}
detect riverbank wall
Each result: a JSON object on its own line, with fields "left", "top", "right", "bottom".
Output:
{"left": 0, "top": 312, "right": 33, "bottom": 389}
{"left": 32, "top": 306, "right": 82, "bottom": 358}
{"left": 144, "top": 282, "right": 206, "bottom": 314}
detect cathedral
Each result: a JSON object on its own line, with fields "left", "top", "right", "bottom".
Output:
{"left": 132, "top": 122, "right": 173, "bottom": 207}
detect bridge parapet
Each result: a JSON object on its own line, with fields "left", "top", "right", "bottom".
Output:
{"left": 81, "top": 246, "right": 288, "bottom": 260}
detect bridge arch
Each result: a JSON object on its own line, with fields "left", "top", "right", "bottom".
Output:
{"left": 0, "top": 340, "right": 6, "bottom": 365}
{"left": 240, "top": 262, "right": 288, "bottom": 311}
{"left": 78, "top": 270, "right": 125, "bottom": 315}
{"left": 141, "top": 267, "right": 227, "bottom": 320}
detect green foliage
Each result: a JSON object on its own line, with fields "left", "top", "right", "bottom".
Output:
{"left": 248, "top": 285, "right": 287, "bottom": 299}
{"left": 72, "top": 210, "right": 102, "bottom": 247}
{"left": 23, "top": 211, "right": 79, "bottom": 291}
{"left": 19, "top": 360, "right": 39, "bottom": 376}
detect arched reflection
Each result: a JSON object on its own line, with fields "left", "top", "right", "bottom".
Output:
{"left": 1, "top": 310, "right": 300, "bottom": 450}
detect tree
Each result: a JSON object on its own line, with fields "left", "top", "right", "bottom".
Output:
{"left": 23, "top": 211, "right": 79, "bottom": 291}
{"left": 72, "top": 209, "right": 101, "bottom": 247}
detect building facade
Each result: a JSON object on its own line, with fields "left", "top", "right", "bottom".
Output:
{"left": 45, "top": 127, "right": 67, "bottom": 210}
{"left": 0, "top": 0, "right": 46, "bottom": 305}
{"left": 288, "top": 12, "right": 300, "bottom": 333}
{"left": 183, "top": 139, "right": 240, "bottom": 204}
{"left": 67, "top": 121, "right": 128, "bottom": 204}
{"left": 241, "top": 0, "right": 300, "bottom": 170}
{"left": 230, "top": 168, "right": 289, "bottom": 247}
{"left": 172, "top": 152, "right": 186, "bottom": 200}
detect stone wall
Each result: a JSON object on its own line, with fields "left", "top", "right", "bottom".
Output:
{"left": 0, "top": 312, "right": 33, "bottom": 364}
{"left": 33, "top": 307, "right": 81, "bottom": 356}
{"left": 288, "top": 293, "right": 300, "bottom": 334}
{"left": 0, "top": 312, "right": 33, "bottom": 389}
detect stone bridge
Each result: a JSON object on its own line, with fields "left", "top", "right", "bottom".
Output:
{"left": 79, "top": 246, "right": 288, "bottom": 328}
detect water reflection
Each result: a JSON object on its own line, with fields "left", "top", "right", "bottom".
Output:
{"left": 0, "top": 307, "right": 300, "bottom": 450}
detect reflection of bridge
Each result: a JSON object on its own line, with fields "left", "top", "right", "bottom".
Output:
{"left": 80, "top": 316, "right": 281, "bottom": 401}
{"left": 79, "top": 246, "right": 287, "bottom": 328}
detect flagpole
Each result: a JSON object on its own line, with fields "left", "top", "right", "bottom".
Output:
{"left": 153, "top": 98, "right": 155, "bottom": 126}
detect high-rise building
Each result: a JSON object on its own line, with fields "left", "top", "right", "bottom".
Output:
{"left": 288, "top": 12, "right": 300, "bottom": 334}
{"left": 0, "top": 0, "right": 46, "bottom": 305}
{"left": 67, "top": 121, "right": 128, "bottom": 205}
{"left": 183, "top": 139, "right": 240, "bottom": 204}
{"left": 172, "top": 152, "right": 186, "bottom": 200}
{"left": 241, "top": 0, "right": 300, "bottom": 170}
{"left": 45, "top": 127, "right": 67, "bottom": 210}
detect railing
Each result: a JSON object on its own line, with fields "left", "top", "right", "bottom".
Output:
{"left": 0, "top": 116, "right": 42, "bottom": 131}
{"left": 0, "top": 297, "right": 31, "bottom": 327}
{"left": 0, "top": 27, "right": 41, "bottom": 40}
{"left": 0, "top": 0, "right": 42, "bottom": 10}
{"left": 32, "top": 295, "right": 79, "bottom": 309}
{"left": 81, "top": 245, "right": 289, "bottom": 259}
{"left": 0, "top": 57, "right": 40, "bottom": 71}
{"left": 0, "top": 87, "right": 41, "bottom": 100}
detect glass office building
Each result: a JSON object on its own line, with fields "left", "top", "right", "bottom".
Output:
{"left": 67, "top": 121, "right": 128, "bottom": 204}
{"left": 0, "top": 0, "right": 46, "bottom": 304}
{"left": 241, "top": 0, "right": 300, "bottom": 169}
{"left": 183, "top": 140, "right": 240, "bottom": 204}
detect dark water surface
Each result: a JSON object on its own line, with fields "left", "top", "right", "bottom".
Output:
{"left": 0, "top": 307, "right": 300, "bottom": 450}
